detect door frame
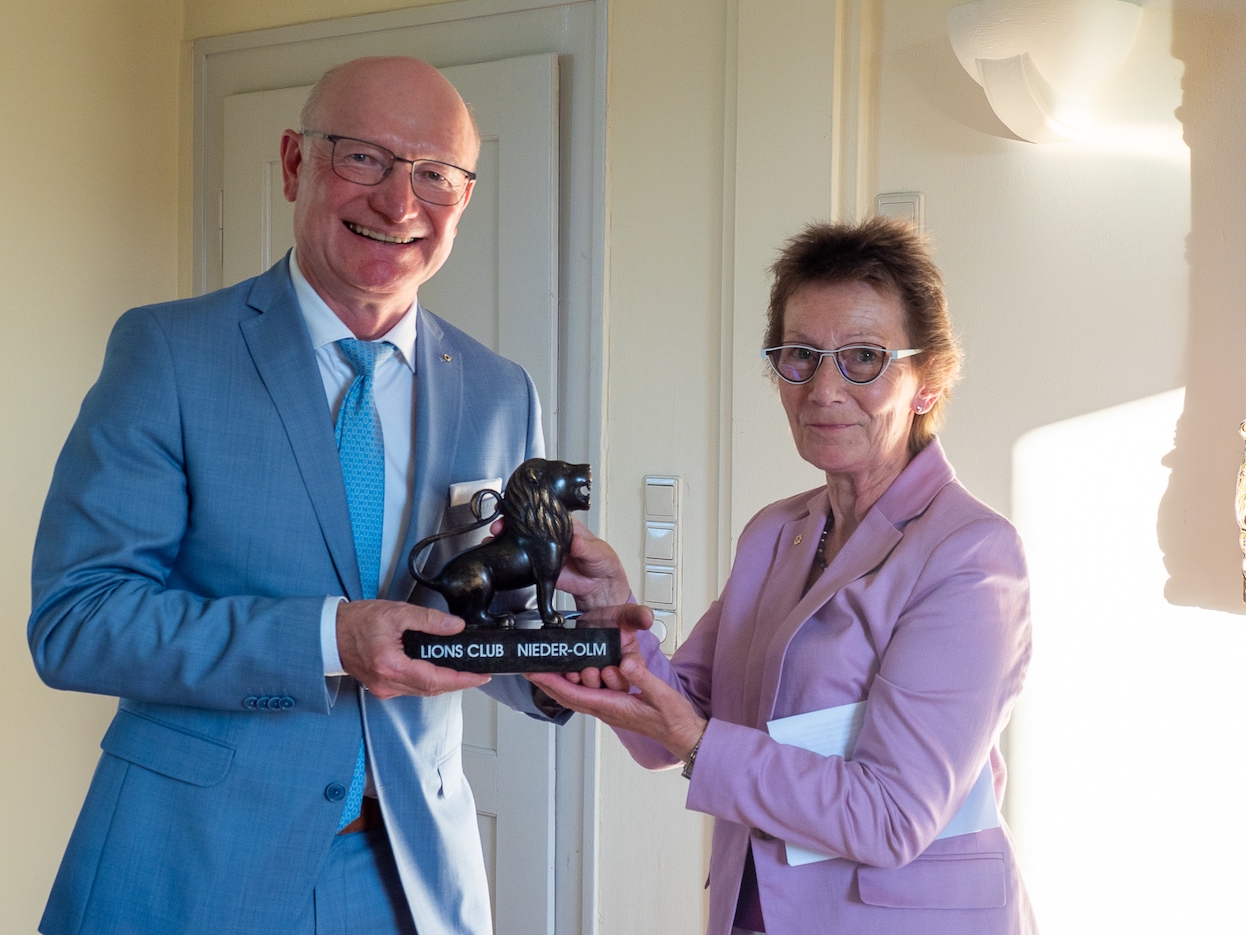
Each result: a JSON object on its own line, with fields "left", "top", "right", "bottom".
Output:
{"left": 191, "top": 2, "right": 607, "bottom": 932}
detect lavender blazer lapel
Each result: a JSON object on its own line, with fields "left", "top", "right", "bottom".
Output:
{"left": 239, "top": 259, "right": 361, "bottom": 600}
{"left": 738, "top": 501, "right": 824, "bottom": 723}
{"left": 755, "top": 506, "right": 904, "bottom": 725}
{"left": 753, "top": 441, "right": 959, "bottom": 724}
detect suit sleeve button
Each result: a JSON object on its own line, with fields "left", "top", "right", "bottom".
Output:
{"left": 243, "top": 696, "right": 258, "bottom": 710}
{"left": 279, "top": 696, "right": 295, "bottom": 710}
{"left": 325, "top": 783, "right": 347, "bottom": 803}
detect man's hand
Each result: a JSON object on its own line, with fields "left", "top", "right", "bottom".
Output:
{"left": 336, "top": 600, "right": 491, "bottom": 699}
{"left": 486, "top": 515, "right": 631, "bottom": 609}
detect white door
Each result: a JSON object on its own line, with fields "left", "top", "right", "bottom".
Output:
{"left": 222, "top": 54, "right": 559, "bottom": 935}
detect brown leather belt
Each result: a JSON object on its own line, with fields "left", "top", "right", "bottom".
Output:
{"left": 337, "top": 796, "right": 383, "bottom": 835}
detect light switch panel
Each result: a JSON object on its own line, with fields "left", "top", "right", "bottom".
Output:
{"left": 644, "top": 523, "right": 677, "bottom": 562}
{"left": 875, "top": 191, "right": 926, "bottom": 233}
{"left": 652, "top": 610, "right": 679, "bottom": 655}
{"left": 644, "top": 476, "right": 679, "bottom": 519}
{"left": 649, "top": 615, "right": 668, "bottom": 644}
{"left": 643, "top": 567, "right": 676, "bottom": 607}
{"left": 642, "top": 475, "right": 682, "bottom": 649}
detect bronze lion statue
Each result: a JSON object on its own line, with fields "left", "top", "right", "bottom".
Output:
{"left": 407, "top": 458, "right": 591, "bottom": 628}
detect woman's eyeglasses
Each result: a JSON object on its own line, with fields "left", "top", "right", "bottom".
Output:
{"left": 762, "top": 344, "right": 922, "bottom": 386}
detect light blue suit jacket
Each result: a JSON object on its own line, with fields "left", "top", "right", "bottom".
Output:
{"left": 29, "top": 257, "right": 557, "bottom": 935}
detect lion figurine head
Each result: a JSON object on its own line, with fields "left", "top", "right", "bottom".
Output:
{"left": 501, "top": 458, "right": 591, "bottom": 549}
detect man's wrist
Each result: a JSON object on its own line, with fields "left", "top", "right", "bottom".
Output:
{"left": 530, "top": 684, "right": 566, "bottom": 719}
{"left": 321, "top": 596, "right": 348, "bottom": 677}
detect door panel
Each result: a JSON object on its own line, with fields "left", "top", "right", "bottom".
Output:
{"left": 222, "top": 53, "right": 559, "bottom": 935}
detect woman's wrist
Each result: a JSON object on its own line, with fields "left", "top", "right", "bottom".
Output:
{"left": 678, "top": 718, "right": 709, "bottom": 777}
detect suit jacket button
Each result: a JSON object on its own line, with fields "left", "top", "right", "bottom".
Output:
{"left": 243, "top": 696, "right": 258, "bottom": 710}
{"left": 325, "top": 783, "right": 346, "bottom": 803}
{"left": 279, "top": 696, "right": 295, "bottom": 709}
{"left": 752, "top": 828, "right": 776, "bottom": 842}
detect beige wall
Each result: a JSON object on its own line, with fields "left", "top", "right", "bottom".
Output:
{"left": 9, "top": 0, "right": 1245, "bottom": 932}
{"left": 596, "top": 4, "right": 726, "bottom": 929}
{"left": 0, "top": 0, "right": 183, "bottom": 929}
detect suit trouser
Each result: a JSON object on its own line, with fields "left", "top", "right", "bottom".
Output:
{"left": 292, "top": 827, "right": 419, "bottom": 935}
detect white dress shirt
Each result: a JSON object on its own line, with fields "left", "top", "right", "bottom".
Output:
{"left": 288, "top": 250, "right": 418, "bottom": 676}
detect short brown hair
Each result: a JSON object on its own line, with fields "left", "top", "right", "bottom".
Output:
{"left": 765, "top": 217, "right": 962, "bottom": 453}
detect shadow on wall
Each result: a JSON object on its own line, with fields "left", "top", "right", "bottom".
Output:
{"left": 1158, "top": 0, "right": 1246, "bottom": 614}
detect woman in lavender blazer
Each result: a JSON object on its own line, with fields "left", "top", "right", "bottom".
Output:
{"left": 536, "top": 218, "right": 1038, "bottom": 935}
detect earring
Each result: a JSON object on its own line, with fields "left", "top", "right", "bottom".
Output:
{"left": 915, "top": 404, "right": 926, "bottom": 414}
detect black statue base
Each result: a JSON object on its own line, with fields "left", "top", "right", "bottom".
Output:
{"left": 403, "top": 625, "right": 621, "bottom": 674}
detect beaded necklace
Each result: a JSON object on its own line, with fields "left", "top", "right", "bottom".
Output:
{"left": 803, "top": 513, "right": 835, "bottom": 595}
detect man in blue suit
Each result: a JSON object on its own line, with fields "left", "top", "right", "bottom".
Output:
{"left": 29, "top": 57, "right": 576, "bottom": 935}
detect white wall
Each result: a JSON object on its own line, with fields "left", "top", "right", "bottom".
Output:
{"left": 876, "top": 0, "right": 1190, "bottom": 515}
{"left": 1011, "top": 389, "right": 1246, "bottom": 935}
{"left": 596, "top": 2, "right": 859, "bottom": 930}
{"left": 596, "top": 0, "right": 727, "bottom": 928}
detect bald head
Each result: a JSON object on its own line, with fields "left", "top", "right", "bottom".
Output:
{"left": 300, "top": 57, "right": 480, "bottom": 168}
{"left": 280, "top": 56, "right": 481, "bottom": 336}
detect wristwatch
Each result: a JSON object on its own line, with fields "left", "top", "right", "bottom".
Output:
{"left": 681, "top": 723, "right": 708, "bottom": 780}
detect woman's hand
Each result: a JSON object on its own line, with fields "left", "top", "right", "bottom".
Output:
{"left": 528, "top": 648, "right": 707, "bottom": 761}
{"left": 559, "top": 603, "right": 651, "bottom": 686}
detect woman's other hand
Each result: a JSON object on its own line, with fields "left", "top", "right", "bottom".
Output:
{"left": 559, "top": 603, "right": 652, "bottom": 686}
{"left": 528, "top": 647, "right": 706, "bottom": 762}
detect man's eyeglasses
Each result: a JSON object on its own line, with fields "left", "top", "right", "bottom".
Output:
{"left": 762, "top": 344, "right": 922, "bottom": 386}
{"left": 302, "top": 129, "right": 477, "bottom": 206}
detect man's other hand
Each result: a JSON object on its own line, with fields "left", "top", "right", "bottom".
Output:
{"left": 556, "top": 518, "right": 631, "bottom": 609}
{"left": 485, "top": 515, "right": 631, "bottom": 610}
{"left": 336, "top": 600, "right": 490, "bottom": 699}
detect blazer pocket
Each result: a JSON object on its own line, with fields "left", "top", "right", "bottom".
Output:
{"left": 857, "top": 853, "right": 1007, "bottom": 910}
{"left": 101, "top": 709, "right": 234, "bottom": 788}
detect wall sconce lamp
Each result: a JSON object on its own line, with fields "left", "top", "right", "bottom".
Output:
{"left": 947, "top": 0, "right": 1143, "bottom": 143}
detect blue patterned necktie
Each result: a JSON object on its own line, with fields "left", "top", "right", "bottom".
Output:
{"left": 334, "top": 337, "right": 396, "bottom": 831}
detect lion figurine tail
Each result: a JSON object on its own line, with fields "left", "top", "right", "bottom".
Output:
{"left": 407, "top": 530, "right": 448, "bottom": 590}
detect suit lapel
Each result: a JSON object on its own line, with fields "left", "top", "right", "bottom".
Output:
{"left": 754, "top": 501, "right": 903, "bottom": 727}
{"left": 239, "top": 259, "right": 361, "bottom": 599}
{"left": 385, "top": 307, "right": 464, "bottom": 601}
{"left": 738, "top": 504, "right": 822, "bottom": 722}
{"left": 751, "top": 441, "right": 957, "bottom": 725}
